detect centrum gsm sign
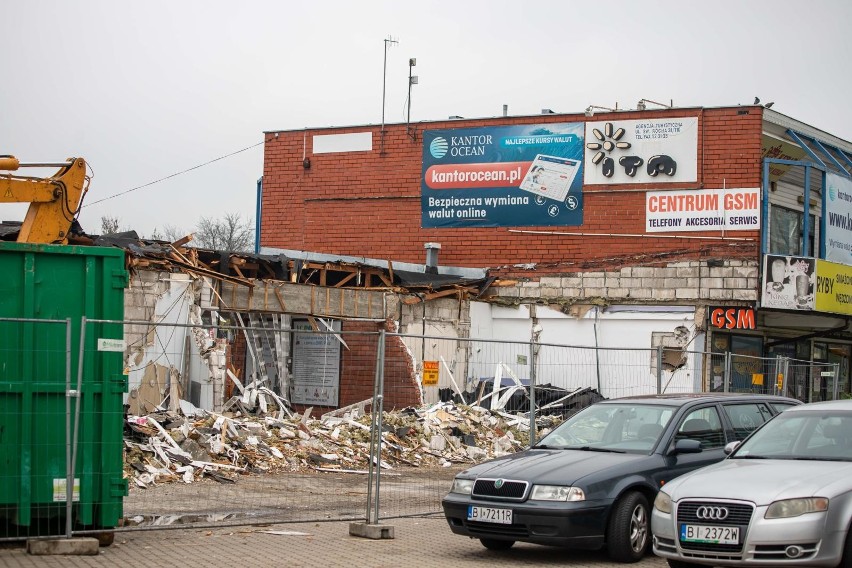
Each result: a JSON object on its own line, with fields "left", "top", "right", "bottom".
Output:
{"left": 646, "top": 187, "right": 760, "bottom": 232}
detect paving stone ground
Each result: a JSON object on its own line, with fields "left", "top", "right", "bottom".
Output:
{"left": 0, "top": 516, "right": 669, "bottom": 568}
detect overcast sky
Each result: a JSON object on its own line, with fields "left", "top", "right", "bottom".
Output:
{"left": 3, "top": 0, "right": 851, "bottom": 240}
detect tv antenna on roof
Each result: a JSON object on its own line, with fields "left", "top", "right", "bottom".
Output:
{"left": 406, "top": 57, "right": 418, "bottom": 140}
{"left": 380, "top": 35, "right": 398, "bottom": 156}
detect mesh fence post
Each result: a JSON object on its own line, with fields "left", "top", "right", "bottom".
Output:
{"left": 366, "top": 329, "right": 386, "bottom": 525}
{"left": 656, "top": 345, "right": 663, "bottom": 394}
{"left": 69, "top": 316, "right": 87, "bottom": 536}
{"left": 779, "top": 356, "right": 789, "bottom": 396}
{"left": 529, "top": 340, "right": 537, "bottom": 447}
{"left": 373, "top": 329, "right": 386, "bottom": 525}
{"left": 833, "top": 363, "right": 841, "bottom": 401}
{"left": 773, "top": 355, "right": 783, "bottom": 396}
{"left": 365, "top": 331, "right": 380, "bottom": 523}
{"left": 64, "top": 318, "right": 73, "bottom": 539}
{"left": 723, "top": 351, "right": 731, "bottom": 393}
{"left": 785, "top": 357, "right": 792, "bottom": 396}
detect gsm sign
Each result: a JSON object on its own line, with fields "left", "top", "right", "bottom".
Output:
{"left": 710, "top": 307, "right": 756, "bottom": 330}
{"left": 723, "top": 191, "right": 758, "bottom": 210}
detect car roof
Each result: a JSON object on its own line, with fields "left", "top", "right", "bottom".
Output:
{"left": 781, "top": 399, "right": 852, "bottom": 412}
{"left": 598, "top": 392, "right": 800, "bottom": 407}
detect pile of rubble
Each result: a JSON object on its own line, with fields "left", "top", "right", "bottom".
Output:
{"left": 123, "top": 401, "right": 566, "bottom": 489}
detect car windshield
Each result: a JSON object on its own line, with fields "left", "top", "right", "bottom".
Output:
{"left": 732, "top": 410, "right": 852, "bottom": 461}
{"left": 537, "top": 402, "right": 675, "bottom": 453}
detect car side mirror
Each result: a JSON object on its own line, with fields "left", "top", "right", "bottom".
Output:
{"left": 723, "top": 441, "right": 741, "bottom": 455}
{"left": 671, "top": 439, "right": 702, "bottom": 454}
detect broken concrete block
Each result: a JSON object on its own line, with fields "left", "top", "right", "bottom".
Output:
{"left": 429, "top": 435, "right": 446, "bottom": 451}
{"left": 493, "top": 435, "right": 513, "bottom": 455}
{"left": 349, "top": 522, "right": 395, "bottom": 540}
{"left": 180, "top": 438, "right": 212, "bottom": 462}
{"left": 27, "top": 537, "right": 99, "bottom": 556}
{"left": 466, "top": 446, "right": 487, "bottom": 460}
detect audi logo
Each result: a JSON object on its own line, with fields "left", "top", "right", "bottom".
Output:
{"left": 696, "top": 506, "right": 729, "bottom": 520}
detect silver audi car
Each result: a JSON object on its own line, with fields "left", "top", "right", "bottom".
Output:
{"left": 652, "top": 399, "right": 852, "bottom": 568}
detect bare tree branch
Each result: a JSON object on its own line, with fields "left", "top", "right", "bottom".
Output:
{"left": 192, "top": 213, "right": 253, "bottom": 252}
{"left": 101, "top": 215, "right": 122, "bottom": 234}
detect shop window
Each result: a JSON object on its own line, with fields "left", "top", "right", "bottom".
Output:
{"left": 770, "top": 205, "right": 815, "bottom": 256}
{"left": 730, "top": 335, "right": 764, "bottom": 392}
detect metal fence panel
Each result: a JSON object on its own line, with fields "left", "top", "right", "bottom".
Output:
{"left": 0, "top": 317, "right": 74, "bottom": 541}
{"left": 32, "top": 317, "right": 844, "bottom": 535}
{"left": 118, "top": 321, "right": 393, "bottom": 531}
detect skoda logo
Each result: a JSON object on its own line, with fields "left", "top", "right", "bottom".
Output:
{"left": 696, "top": 506, "right": 729, "bottom": 520}
{"left": 494, "top": 479, "right": 504, "bottom": 489}
{"left": 430, "top": 137, "right": 449, "bottom": 159}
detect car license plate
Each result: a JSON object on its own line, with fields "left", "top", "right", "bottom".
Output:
{"left": 467, "top": 505, "right": 512, "bottom": 524}
{"left": 680, "top": 524, "right": 739, "bottom": 545}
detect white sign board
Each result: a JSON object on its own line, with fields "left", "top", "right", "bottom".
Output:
{"left": 825, "top": 173, "right": 852, "bottom": 264}
{"left": 584, "top": 117, "right": 698, "bottom": 184}
{"left": 291, "top": 320, "right": 341, "bottom": 406}
{"left": 97, "top": 338, "right": 126, "bottom": 352}
{"left": 312, "top": 132, "right": 373, "bottom": 154}
{"left": 646, "top": 187, "right": 760, "bottom": 232}
{"left": 53, "top": 478, "right": 80, "bottom": 502}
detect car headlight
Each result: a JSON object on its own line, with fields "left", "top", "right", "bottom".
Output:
{"left": 530, "top": 485, "right": 585, "bottom": 502}
{"left": 765, "top": 497, "right": 828, "bottom": 519}
{"left": 450, "top": 478, "right": 474, "bottom": 495}
{"left": 653, "top": 491, "right": 672, "bottom": 514}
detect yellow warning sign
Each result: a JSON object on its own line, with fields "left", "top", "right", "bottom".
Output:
{"left": 751, "top": 373, "right": 764, "bottom": 386}
{"left": 423, "top": 360, "right": 439, "bottom": 386}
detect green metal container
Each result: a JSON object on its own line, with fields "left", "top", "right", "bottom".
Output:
{"left": 0, "top": 242, "right": 128, "bottom": 536}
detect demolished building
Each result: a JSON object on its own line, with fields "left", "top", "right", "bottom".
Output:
{"left": 77, "top": 232, "right": 493, "bottom": 416}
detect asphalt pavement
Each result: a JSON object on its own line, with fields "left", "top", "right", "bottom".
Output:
{"left": 0, "top": 516, "right": 669, "bottom": 568}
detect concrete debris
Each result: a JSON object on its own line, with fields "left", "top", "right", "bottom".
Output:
{"left": 123, "top": 400, "right": 568, "bottom": 488}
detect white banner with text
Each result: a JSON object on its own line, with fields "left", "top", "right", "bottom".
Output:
{"left": 646, "top": 187, "right": 760, "bottom": 233}
{"left": 825, "top": 173, "right": 852, "bottom": 265}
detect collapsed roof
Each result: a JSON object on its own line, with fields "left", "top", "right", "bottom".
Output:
{"left": 0, "top": 222, "right": 496, "bottom": 301}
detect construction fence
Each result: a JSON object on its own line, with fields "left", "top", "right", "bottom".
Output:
{"left": 0, "top": 316, "right": 844, "bottom": 541}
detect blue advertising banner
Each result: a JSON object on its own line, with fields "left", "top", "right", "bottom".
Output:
{"left": 421, "top": 123, "right": 584, "bottom": 228}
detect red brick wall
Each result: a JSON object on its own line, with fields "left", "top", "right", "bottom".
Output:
{"left": 334, "top": 320, "right": 379, "bottom": 409}
{"left": 288, "top": 319, "right": 421, "bottom": 413}
{"left": 261, "top": 107, "right": 763, "bottom": 272}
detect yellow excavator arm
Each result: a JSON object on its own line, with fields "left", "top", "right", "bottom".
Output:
{"left": 0, "top": 155, "right": 88, "bottom": 244}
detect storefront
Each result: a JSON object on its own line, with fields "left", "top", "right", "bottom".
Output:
{"left": 707, "top": 302, "right": 851, "bottom": 401}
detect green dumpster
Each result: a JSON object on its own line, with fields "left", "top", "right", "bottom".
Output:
{"left": 0, "top": 242, "right": 128, "bottom": 538}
